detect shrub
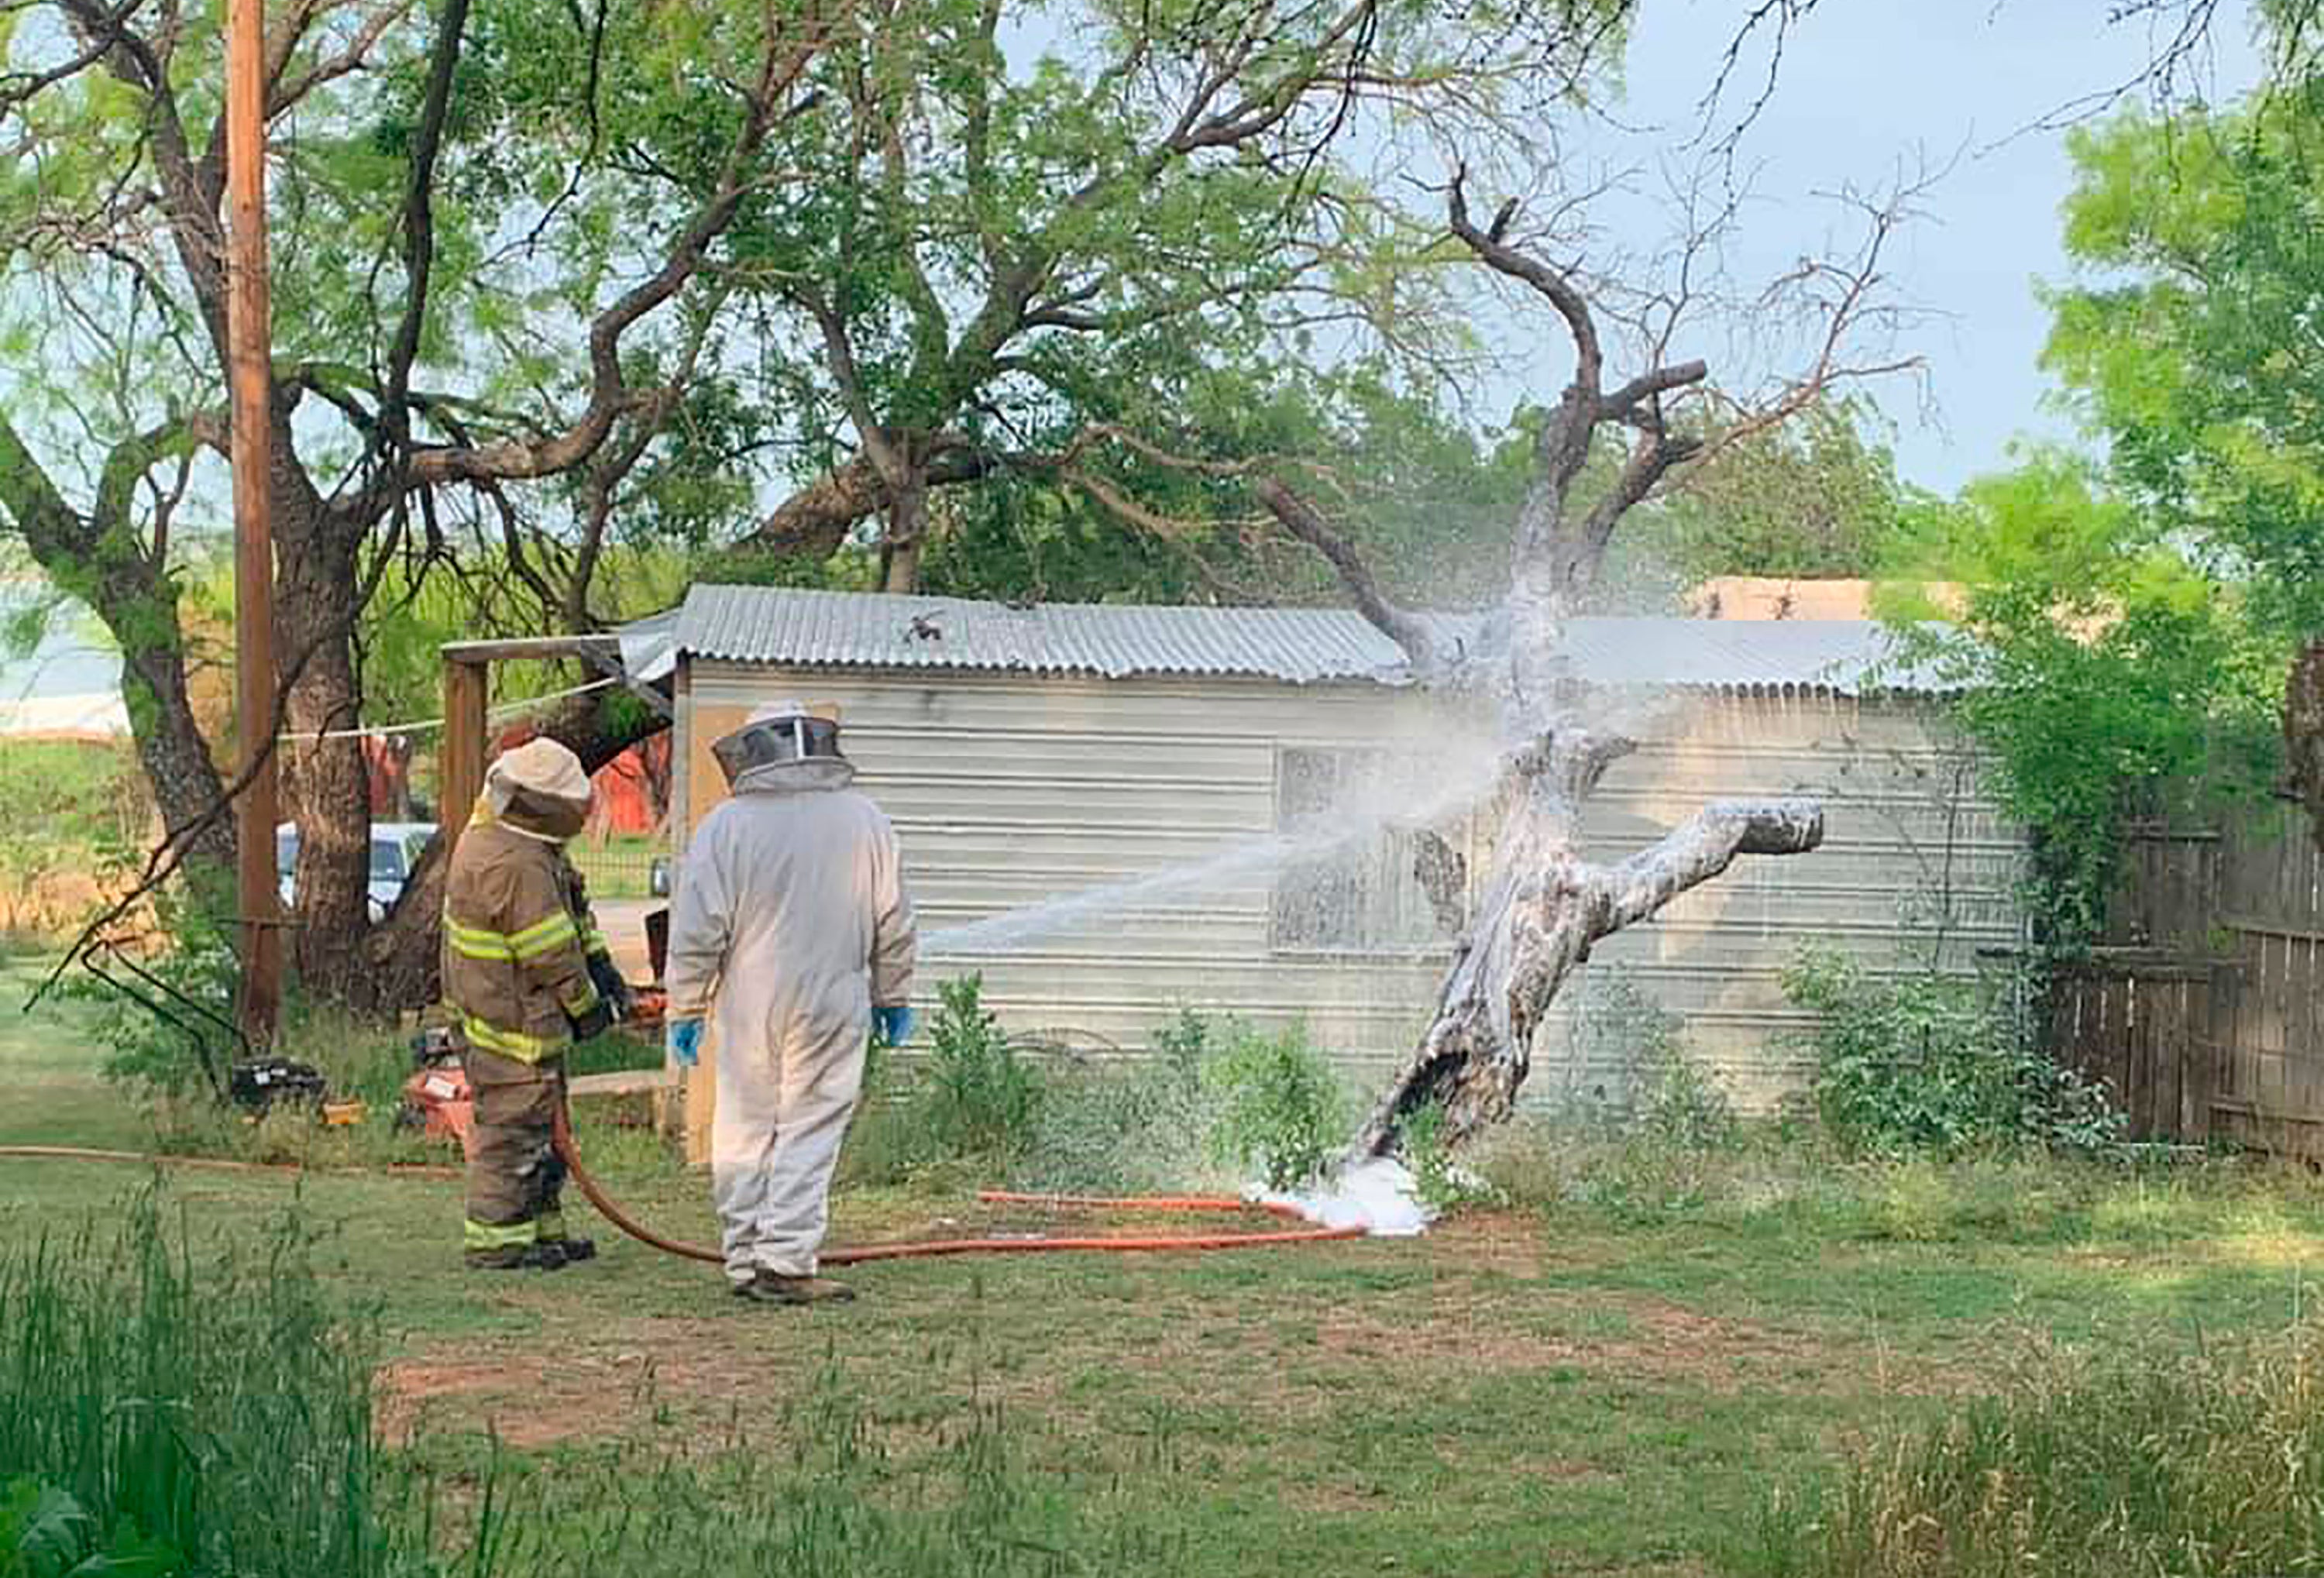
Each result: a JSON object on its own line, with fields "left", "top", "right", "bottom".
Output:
{"left": 913, "top": 975, "right": 1043, "bottom": 1164}
{"left": 1201, "top": 1021, "right": 1346, "bottom": 1191}
{"left": 1010, "top": 1012, "right": 1225, "bottom": 1195}
{"left": 70, "top": 884, "right": 242, "bottom": 1102}
{"left": 1556, "top": 968, "right": 1738, "bottom": 1149}
{"left": 1784, "top": 947, "right": 2123, "bottom": 1157}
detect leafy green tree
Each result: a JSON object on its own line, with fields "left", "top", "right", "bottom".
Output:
{"left": 1880, "top": 453, "right": 2280, "bottom": 947}
{"left": 1, "top": 0, "right": 838, "bottom": 1006}
{"left": 2044, "top": 73, "right": 2324, "bottom": 844}
{"left": 1635, "top": 397, "right": 1908, "bottom": 588}
{"left": 4, "top": 0, "right": 1557, "bottom": 1011}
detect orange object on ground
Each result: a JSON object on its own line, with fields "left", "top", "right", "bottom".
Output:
{"left": 404, "top": 1063, "right": 477, "bottom": 1155}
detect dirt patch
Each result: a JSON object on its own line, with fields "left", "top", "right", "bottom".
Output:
{"left": 1299, "top": 1290, "right": 1909, "bottom": 1394}
{"left": 379, "top": 1346, "right": 655, "bottom": 1449}
{"left": 380, "top": 1308, "right": 1083, "bottom": 1454}
{"left": 1422, "top": 1211, "right": 1554, "bottom": 1279}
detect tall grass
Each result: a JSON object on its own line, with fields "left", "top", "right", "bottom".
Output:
{"left": 2, "top": 1188, "right": 1188, "bottom": 1576}
{"left": 0, "top": 1191, "right": 421, "bottom": 1576}
{"left": 1746, "top": 1329, "right": 2324, "bottom": 1577}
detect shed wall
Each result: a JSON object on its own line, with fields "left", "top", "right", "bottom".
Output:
{"left": 679, "top": 663, "right": 2020, "bottom": 1113}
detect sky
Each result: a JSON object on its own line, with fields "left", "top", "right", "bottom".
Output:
{"left": 1562, "top": 0, "right": 2266, "bottom": 493}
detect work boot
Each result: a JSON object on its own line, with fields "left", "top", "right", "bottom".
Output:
{"left": 465, "top": 1243, "right": 568, "bottom": 1272}
{"left": 733, "top": 1270, "right": 856, "bottom": 1305}
{"left": 544, "top": 1237, "right": 597, "bottom": 1267}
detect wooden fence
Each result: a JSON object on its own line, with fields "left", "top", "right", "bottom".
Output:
{"left": 2048, "top": 806, "right": 2324, "bottom": 1157}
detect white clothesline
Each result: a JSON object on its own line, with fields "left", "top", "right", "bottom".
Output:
{"left": 276, "top": 676, "right": 620, "bottom": 744}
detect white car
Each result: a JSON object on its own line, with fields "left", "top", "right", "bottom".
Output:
{"left": 277, "top": 821, "right": 436, "bottom": 923}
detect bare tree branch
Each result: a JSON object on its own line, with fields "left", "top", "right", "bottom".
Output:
{"left": 1604, "top": 798, "right": 1823, "bottom": 930}
{"left": 1253, "top": 476, "right": 1440, "bottom": 673}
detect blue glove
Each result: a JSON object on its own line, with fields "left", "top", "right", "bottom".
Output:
{"left": 666, "top": 1017, "right": 704, "bottom": 1067}
{"left": 873, "top": 1005, "right": 916, "bottom": 1047}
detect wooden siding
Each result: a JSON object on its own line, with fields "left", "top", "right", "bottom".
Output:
{"left": 678, "top": 665, "right": 2020, "bottom": 1120}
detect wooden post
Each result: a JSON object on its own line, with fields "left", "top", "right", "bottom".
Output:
{"left": 441, "top": 658, "right": 487, "bottom": 853}
{"left": 226, "top": 0, "right": 280, "bottom": 1047}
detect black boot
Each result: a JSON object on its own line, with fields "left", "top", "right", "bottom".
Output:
{"left": 465, "top": 1243, "right": 568, "bottom": 1271}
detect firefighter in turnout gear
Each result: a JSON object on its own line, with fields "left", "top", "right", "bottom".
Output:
{"left": 441, "top": 737, "right": 631, "bottom": 1270}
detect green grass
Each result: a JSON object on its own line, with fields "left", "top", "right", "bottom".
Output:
{"left": 0, "top": 956, "right": 152, "bottom": 1150}
{"left": 9, "top": 1000, "right": 2324, "bottom": 1573}
{"left": 1743, "top": 1328, "right": 2324, "bottom": 1577}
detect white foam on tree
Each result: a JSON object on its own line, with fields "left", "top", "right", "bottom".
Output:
{"left": 1260, "top": 1157, "right": 1433, "bottom": 1237}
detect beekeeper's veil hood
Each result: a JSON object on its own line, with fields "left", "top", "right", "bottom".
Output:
{"left": 485, "top": 737, "right": 594, "bottom": 841}
{"left": 712, "top": 699, "right": 846, "bottom": 787}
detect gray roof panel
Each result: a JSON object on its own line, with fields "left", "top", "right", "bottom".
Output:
{"left": 675, "top": 584, "right": 1954, "bottom": 696}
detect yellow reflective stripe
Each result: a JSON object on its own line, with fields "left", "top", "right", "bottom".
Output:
{"left": 444, "top": 919, "right": 516, "bottom": 962}
{"left": 443, "top": 908, "right": 582, "bottom": 964}
{"left": 508, "top": 912, "right": 581, "bottom": 961}
{"left": 464, "top": 1217, "right": 538, "bottom": 1250}
{"left": 559, "top": 981, "right": 602, "bottom": 1016}
{"left": 461, "top": 1014, "right": 562, "bottom": 1064}
{"left": 583, "top": 930, "right": 611, "bottom": 957}
{"left": 534, "top": 1209, "right": 566, "bottom": 1242}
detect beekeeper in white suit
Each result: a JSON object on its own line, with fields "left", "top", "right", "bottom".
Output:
{"left": 663, "top": 700, "right": 916, "bottom": 1305}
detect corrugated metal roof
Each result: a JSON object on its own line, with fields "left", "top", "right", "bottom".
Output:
{"left": 674, "top": 584, "right": 1954, "bottom": 695}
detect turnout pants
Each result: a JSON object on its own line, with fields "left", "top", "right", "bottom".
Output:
{"left": 462, "top": 1047, "right": 570, "bottom": 1256}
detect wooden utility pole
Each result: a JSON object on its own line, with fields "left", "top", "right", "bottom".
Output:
{"left": 226, "top": 0, "right": 282, "bottom": 1046}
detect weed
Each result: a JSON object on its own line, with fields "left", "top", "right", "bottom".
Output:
{"left": 68, "top": 883, "right": 242, "bottom": 1102}
{"left": 0, "top": 1477, "right": 185, "bottom": 1576}
{"left": 0, "top": 1192, "right": 421, "bottom": 1577}
{"left": 1401, "top": 1100, "right": 1497, "bottom": 1212}
{"left": 1202, "top": 1021, "right": 1346, "bottom": 1191}
{"left": 1558, "top": 968, "right": 1739, "bottom": 1149}
{"left": 1009, "top": 1011, "right": 1227, "bottom": 1194}
{"left": 915, "top": 975, "right": 1044, "bottom": 1165}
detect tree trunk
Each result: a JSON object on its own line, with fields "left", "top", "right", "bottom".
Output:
{"left": 881, "top": 474, "right": 930, "bottom": 593}
{"left": 1353, "top": 728, "right": 1824, "bottom": 1155}
{"left": 116, "top": 633, "right": 234, "bottom": 873}
{"left": 0, "top": 415, "right": 235, "bottom": 877}
{"left": 273, "top": 470, "right": 376, "bottom": 1009}
{"left": 2289, "top": 638, "right": 2324, "bottom": 853}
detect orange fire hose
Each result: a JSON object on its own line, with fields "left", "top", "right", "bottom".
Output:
{"left": 548, "top": 1104, "right": 1364, "bottom": 1265}
{"left": 0, "top": 1112, "right": 1366, "bottom": 1260}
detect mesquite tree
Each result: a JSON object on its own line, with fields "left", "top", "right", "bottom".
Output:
{"left": 0, "top": 0, "right": 832, "bottom": 1006}
{"left": 1249, "top": 173, "right": 1918, "bottom": 1153}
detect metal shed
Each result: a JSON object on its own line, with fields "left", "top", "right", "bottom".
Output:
{"left": 664, "top": 584, "right": 2018, "bottom": 1135}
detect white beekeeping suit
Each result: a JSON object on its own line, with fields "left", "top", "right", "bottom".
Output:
{"left": 665, "top": 700, "right": 916, "bottom": 1304}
